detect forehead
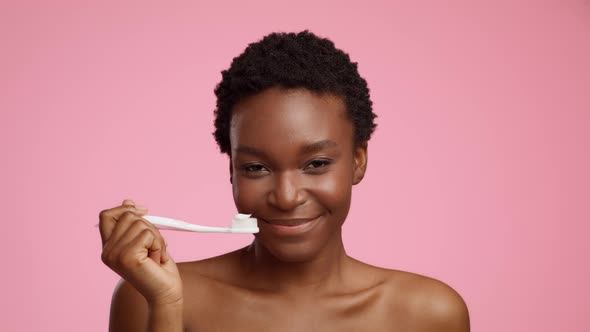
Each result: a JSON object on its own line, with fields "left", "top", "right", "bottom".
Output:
{"left": 229, "top": 88, "right": 353, "bottom": 151}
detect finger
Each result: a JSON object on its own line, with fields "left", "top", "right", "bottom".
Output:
{"left": 122, "top": 199, "right": 135, "bottom": 206}
{"left": 110, "top": 216, "right": 166, "bottom": 255}
{"left": 148, "top": 246, "right": 162, "bottom": 265}
{"left": 104, "top": 211, "right": 145, "bottom": 250}
{"left": 117, "top": 229, "right": 158, "bottom": 272}
{"left": 139, "top": 229, "right": 163, "bottom": 264}
{"left": 109, "top": 214, "right": 167, "bottom": 264}
{"left": 161, "top": 241, "right": 169, "bottom": 264}
{"left": 121, "top": 200, "right": 149, "bottom": 214}
{"left": 163, "top": 249, "right": 174, "bottom": 264}
{"left": 127, "top": 213, "right": 169, "bottom": 264}
{"left": 106, "top": 217, "right": 153, "bottom": 257}
{"left": 98, "top": 205, "right": 148, "bottom": 246}
{"left": 122, "top": 199, "right": 148, "bottom": 212}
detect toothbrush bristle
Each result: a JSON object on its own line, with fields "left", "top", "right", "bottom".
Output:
{"left": 231, "top": 216, "right": 258, "bottom": 229}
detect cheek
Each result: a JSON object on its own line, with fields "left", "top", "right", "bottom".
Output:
{"left": 232, "top": 177, "right": 269, "bottom": 212}
{"left": 307, "top": 168, "right": 353, "bottom": 214}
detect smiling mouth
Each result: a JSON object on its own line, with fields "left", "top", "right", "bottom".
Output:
{"left": 262, "top": 218, "right": 316, "bottom": 227}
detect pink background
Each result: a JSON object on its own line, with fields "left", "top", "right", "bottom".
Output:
{"left": 1, "top": 0, "right": 589, "bottom": 331}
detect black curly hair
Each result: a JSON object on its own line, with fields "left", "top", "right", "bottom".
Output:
{"left": 213, "top": 30, "right": 377, "bottom": 155}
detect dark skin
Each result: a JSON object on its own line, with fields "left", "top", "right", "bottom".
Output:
{"left": 101, "top": 87, "right": 470, "bottom": 331}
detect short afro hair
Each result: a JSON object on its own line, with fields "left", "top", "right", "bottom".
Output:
{"left": 213, "top": 30, "right": 377, "bottom": 155}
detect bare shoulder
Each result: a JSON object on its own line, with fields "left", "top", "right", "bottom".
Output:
{"left": 175, "top": 247, "right": 249, "bottom": 301}
{"left": 109, "top": 278, "right": 149, "bottom": 331}
{"left": 107, "top": 251, "right": 242, "bottom": 332}
{"left": 381, "top": 267, "right": 470, "bottom": 331}
{"left": 176, "top": 247, "right": 244, "bottom": 283}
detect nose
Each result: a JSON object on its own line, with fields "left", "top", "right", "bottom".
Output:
{"left": 267, "top": 170, "right": 306, "bottom": 211}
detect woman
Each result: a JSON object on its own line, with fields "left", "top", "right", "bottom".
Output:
{"left": 99, "top": 30, "right": 470, "bottom": 331}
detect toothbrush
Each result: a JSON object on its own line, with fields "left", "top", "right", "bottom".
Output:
{"left": 94, "top": 213, "right": 259, "bottom": 234}
{"left": 143, "top": 214, "right": 259, "bottom": 234}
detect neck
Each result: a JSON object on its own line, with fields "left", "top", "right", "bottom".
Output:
{"left": 242, "top": 231, "right": 349, "bottom": 293}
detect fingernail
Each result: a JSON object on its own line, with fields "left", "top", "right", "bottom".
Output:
{"left": 136, "top": 205, "right": 148, "bottom": 211}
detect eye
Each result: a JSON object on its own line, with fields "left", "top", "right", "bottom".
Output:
{"left": 241, "top": 163, "right": 269, "bottom": 174}
{"left": 304, "top": 159, "right": 332, "bottom": 171}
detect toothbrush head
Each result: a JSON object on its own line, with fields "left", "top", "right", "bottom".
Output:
{"left": 231, "top": 213, "right": 259, "bottom": 233}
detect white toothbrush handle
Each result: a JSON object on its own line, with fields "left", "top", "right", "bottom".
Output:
{"left": 143, "top": 215, "right": 257, "bottom": 234}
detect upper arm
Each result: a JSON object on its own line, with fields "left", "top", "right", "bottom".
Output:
{"left": 109, "top": 278, "right": 149, "bottom": 332}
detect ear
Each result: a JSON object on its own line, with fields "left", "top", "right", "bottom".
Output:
{"left": 229, "top": 158, "right": 233, "bottom": 184}
{"left": 352, "top": 142, "right": 368, "bottom": 185}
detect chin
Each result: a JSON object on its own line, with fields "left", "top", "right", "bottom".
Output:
{"left": 258, "top": 239, "right": 322, "bottom": 263}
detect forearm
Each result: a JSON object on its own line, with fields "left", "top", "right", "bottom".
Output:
{"left": 147, "top": 302, "right": 184, "bottom": 332}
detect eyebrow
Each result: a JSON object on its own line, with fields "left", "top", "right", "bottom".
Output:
{"left": 236, "top": 140, "right": 338, "bottom": 157}
{"left": 300, "top": 139, "right": 338, "bottom": 154}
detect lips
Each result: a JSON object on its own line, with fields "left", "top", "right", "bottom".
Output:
{"left": 258, "top": 216, "right": 322, "bottom": 236}
{"left": 263, "top": 218, "right": 316, "bottom": 227}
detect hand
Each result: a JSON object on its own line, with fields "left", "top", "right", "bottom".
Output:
{"left": 99, "top": 199, "right": 183, "bottom": 306}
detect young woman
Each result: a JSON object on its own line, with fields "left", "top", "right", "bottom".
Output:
{"left": 99, "top": 30, "right": 470, "bottom": 331}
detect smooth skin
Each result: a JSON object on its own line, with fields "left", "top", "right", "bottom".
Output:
{"left": 100, "top": 87, "right": 470, "bottom": 331}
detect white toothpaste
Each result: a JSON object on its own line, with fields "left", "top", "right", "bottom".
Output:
{"left": 231, "top": 213, "right": 258, "bottom": 230}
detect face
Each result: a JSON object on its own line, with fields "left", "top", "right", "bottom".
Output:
{"left": 229, "top": 87, "right": 367, "bottom": 262}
